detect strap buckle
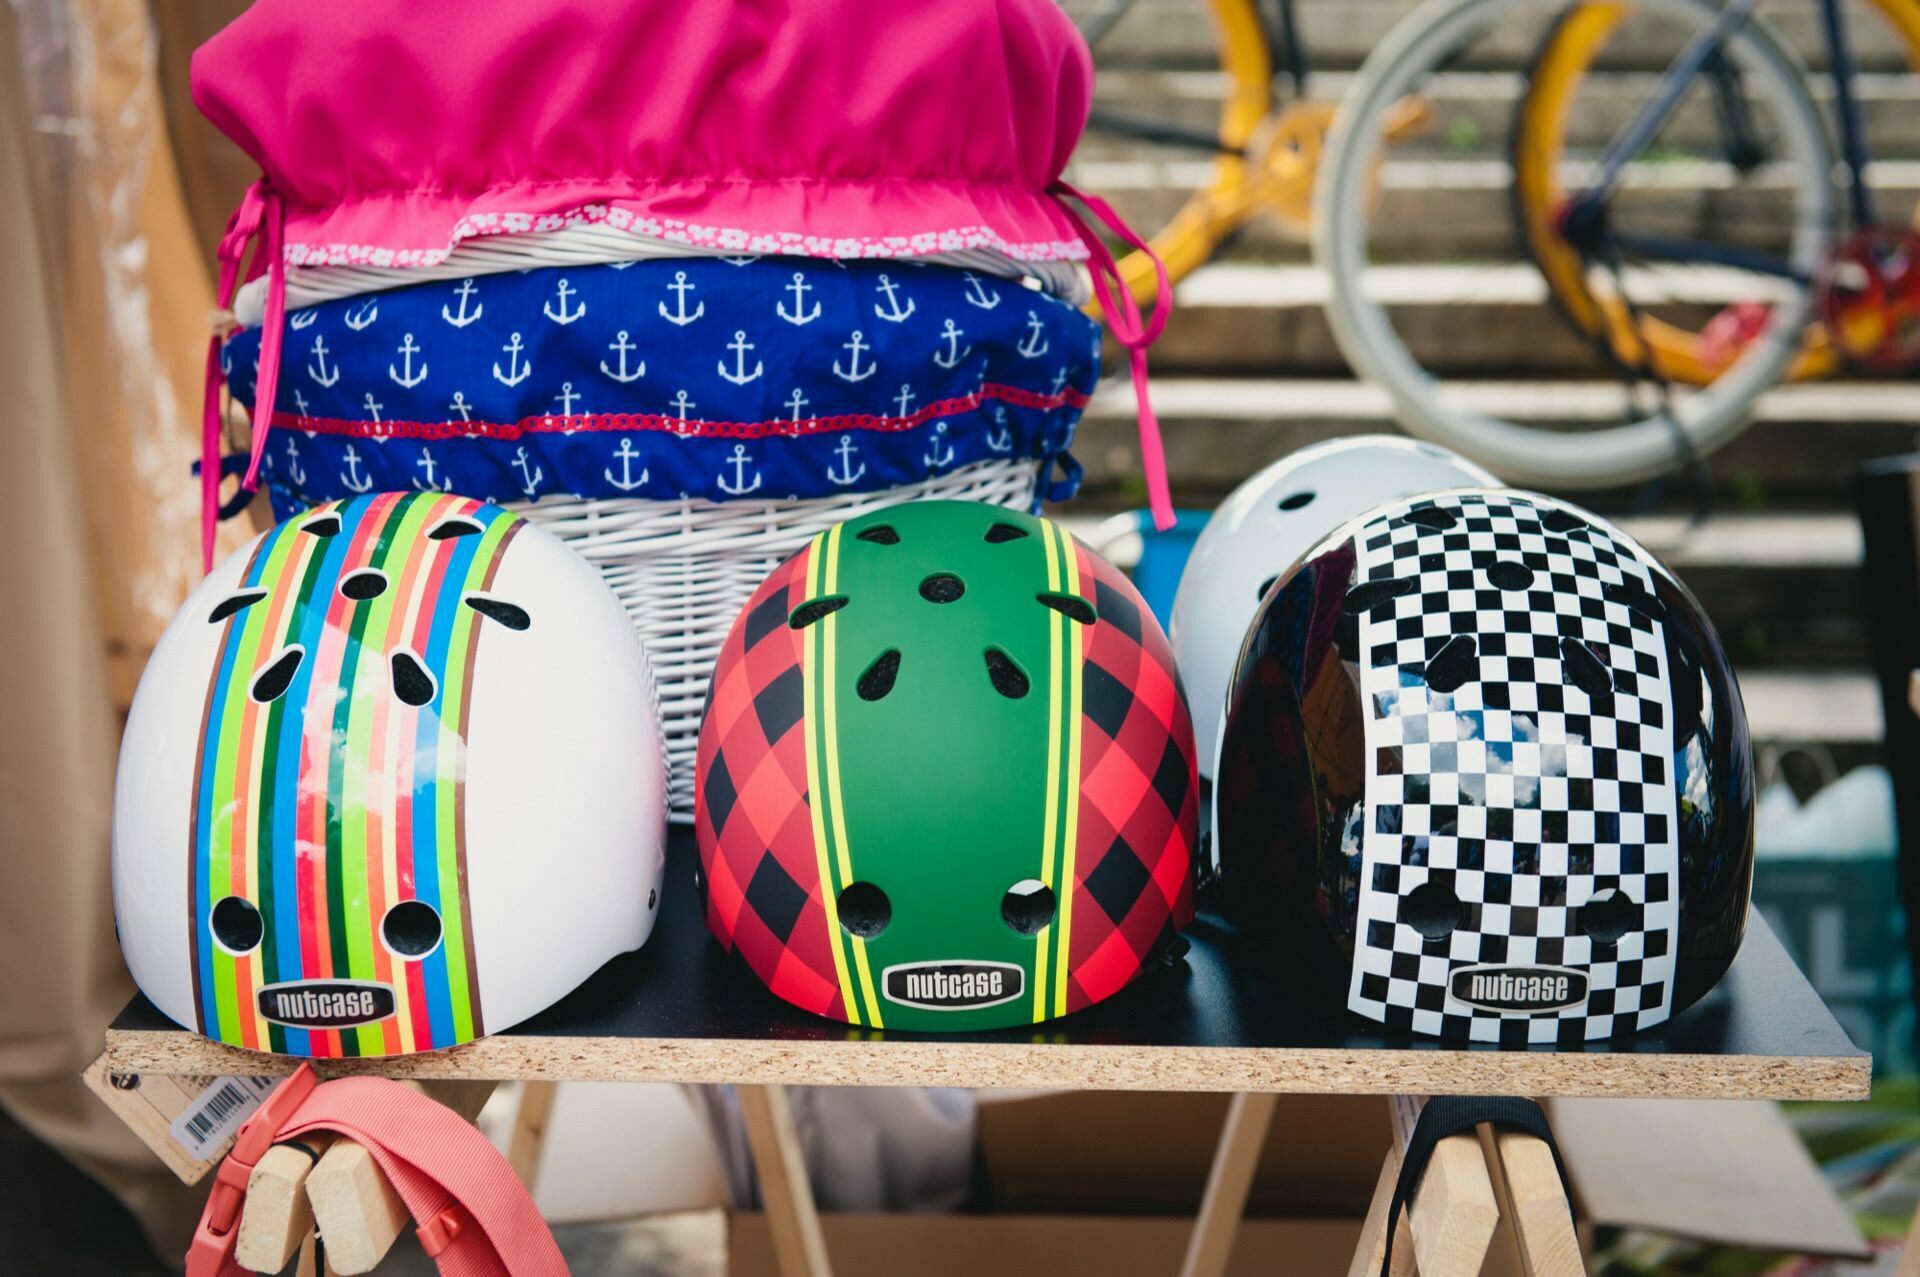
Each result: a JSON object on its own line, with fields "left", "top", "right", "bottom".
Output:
{"left": 185, "top": 1064, "right": 318, "bottom": 1277}
{"left": 416, "top": 1203, "right": 467, "bottom": 1258}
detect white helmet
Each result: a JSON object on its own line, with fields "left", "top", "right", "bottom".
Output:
{"left": 1172, "top": 436, "right": 1497, "bottom": 792}
{"left": 114, "top": 493, "right": 666, "bottom": 1057}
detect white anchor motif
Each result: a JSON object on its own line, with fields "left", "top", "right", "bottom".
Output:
{"left": 289, "top": 309, "right": 318, "bottom": 331}
{"left": 834, "top": 330, "right": 876, "bottom": 383}
{"left": 600, "top": 330, "right": 645, "bottom": 383}
{"left": 442, "top": 278, "right": 483, "bottom": 327}
{"left": 963, "top": 272, "right": 1002, "bottom": 309}
{"left": 414, "top": 446, "right": 452, "bottom": 491}
{"left": 1017, "top": 310, "right": 1049, "bottom": 358}
{"left": 1050, "top": 367, "right": 1070, "bottom": 396}
{"left": 669, "top": 389, "right": 697, "bottom": 421}
{"left": 344, "top": 298, "right": 379, "bottom": 331}
{"left": 389, "top": 332, "right": 428, "bottom": 388}
{"left": 292, "top": 388, "right": 311, "bottom": 421}
{"left": 512, "top": 446, "right": 543, "bottom": 498}
{"left": 894, "top": 382, "right": 916, "bottom": 418}
{"left": 933, "top": 318, "right": 972, "bottom": 370}
{"left": 923, "top": 422, "right": 955, "bottom": 471}
{"left": 308, "top": 335, "right": 340, "bottom": 387}
{"left": 448, "top": 391, "right": 473, "bottom": 423}
{"left": 718, "top": 331, "right": 765, "bottom": 386}
{"left": 340, "top": 444, "right": 374, "bottom": 493}
{"left": 719, "top": 255, "right": 761, "bottom": 267}
{"left": 717, "top": 443, "right": 762, "bottom": 496}
{"left": 493, "top": 332, "right": 530, "bottom": 387}
{"left": 785, "top": 388, "right": 810, "bottom": 423}
{"left": 284, "top": 438, "right": 307, "bottom": 486}
{"left": 873, "top": 274, "right": 916, "bottom": 323}
{"left": 543, "top": 278, "right": 585, "bottom": 325}
{"left": 825, "top": 434, "right": 866, "bottom": 487}
{"left": 220, "top": 343, "right": 233, "bottom": 377}
{"left": 777, "top": 272, "right": 822, "bottom": 326}
{"left": 605, "top": 438, "right": 648, "bottom": 492}
{"left": 659, "top": 271, "right": 705, "bottom": 326}
{"left": 985, "top": 405, "right": 1012, "bottom": 453}
{"left": 554, "top": 381, "right": 583, "bottom": 416}
{"left": 363, "top": 391, "right": 385, "bottom": 424}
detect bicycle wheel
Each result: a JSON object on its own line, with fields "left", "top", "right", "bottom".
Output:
{"left": 1314, "top": 0, "right": 1833, "bottom": 490}
{"left": 1062, "top": 0, "right": 1279, "bottom": 304}
{"left": 1517, "top": 0, "right": 1920, "bottom": 386}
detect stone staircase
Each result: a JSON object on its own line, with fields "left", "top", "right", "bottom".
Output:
{"left": 1059, "top": 0, "right": 1919, "bottom": 755}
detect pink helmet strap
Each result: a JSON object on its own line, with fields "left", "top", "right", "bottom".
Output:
{"left": 186, "top": 1065, "right": 568, "bottom": 1277}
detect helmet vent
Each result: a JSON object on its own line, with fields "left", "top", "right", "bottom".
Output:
{"left": 382, "top": 900, "right": 443, "bottom": 958}
{"left": 984, "top": 522, "right": 1030, "bottom": 543}
{"left": 1603, "top": 579, "right": 1666, "bottom": 621}
{"left": 464, "top": 595, "right": 532, "bottom": 631}
{"left": 428, "top": 516, "right": 484, "bottom": 540}
{"left": 341, "top": 569, "right": 389, "bottom": 601}
{"left": 1578, "top": 890, "right": 1641, "bottom": 945}
{"left": 208, "top": 590, "right": 268, "bottom": 624}
{"left": 300, "top": 514, "right": 343, "bottom": 538}
{"left": 1541, "top": 508, "right": 1586, "bottom": 534}
{"left": 1421, "top": 634, "right": 1478, "bottom": 693}
{"left": 1402, "top": 505, "right": 1457, "bottom": 530}
{"left": 250, "top": 646, "right": 306, "bottom": 703}
{"left": 1002, "top": 879, "right": 1057, "bottom": 936}
{"left": 1486, "top": 560, "right": 1534, "bottom": 591}
{"left": 1277, "top": 490, "right": 1315, "bottom": 511}
{"left": 1345, "top": 577, "right": 1416, "bottom": 614}
{"left": 856, "top": 525, "right": 900, "bottom": 545}
{"left": 1560, "top": 637, "right": 1614, "bottom": 697}
{"left": 788, "top": 596, "right": 849, "bottom": 629}
{"left": 390, "top": 650, "right": 438, "bottom": 707}
{"left": 1036, "top": 592, "right": 1096, "bottom": 624}
{"left": 209, "top": 895, "right": 264, "bottom": 954}
{"left": 984, "top": 648, "right": 1030, "bottom": 699}
{"left": 1402, "top": 880, "right": 1463, "bottom": 940}
{"left": 836, "top": 881, "right": 891, "bottom": 938}
{"left": 857, "top": 649, "right": 901, "bottom": 701}
{"left": 919, "top": 573, "right": 966, "bottom": 603}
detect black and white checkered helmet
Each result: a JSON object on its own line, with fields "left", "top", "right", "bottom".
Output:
{"left": 1214, "top": 489, "right": 1754, "bottom": 1044}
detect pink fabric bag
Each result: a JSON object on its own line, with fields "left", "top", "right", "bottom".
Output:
{"left": 192, "top": 0, "right": 1172, "bottom": 564}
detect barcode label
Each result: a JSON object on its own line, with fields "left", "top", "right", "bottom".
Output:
{"left": 167, "top": 1075, "right": 278, "bottom": 1158}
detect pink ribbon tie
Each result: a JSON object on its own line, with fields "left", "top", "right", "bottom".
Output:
{"left": 201, "top": 179, "right": 286, "bottom": 570}
{"left": 1049, "top": 180, "right": 1175, "bottom": 530}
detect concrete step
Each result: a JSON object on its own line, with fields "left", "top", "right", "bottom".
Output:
{"left": 1152, "top": 261, "right": 1844, "bottom": 377}
{"left": 1066, "top": 156, "right": 1920, "bottom": 262}
{"left": 1074, "top": 377, "right": 1920, "bottom": 508}
{"left": 1077, "top": 70, "right": 1920, "bottom": 162}
{"left": 1071, "top": 0, "right": 1916, "bottom": 73}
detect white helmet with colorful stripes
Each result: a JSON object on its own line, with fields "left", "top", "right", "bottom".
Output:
{"left": 114, "top": 493, "right": 666, "bottom": 1057}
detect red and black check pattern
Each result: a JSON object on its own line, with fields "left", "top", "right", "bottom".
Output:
{"left": 694, "top": 548, "right": 849, "bottom": 1021}
{"left": 1064, "top": 543, "right": 1198, "bottom": 1012}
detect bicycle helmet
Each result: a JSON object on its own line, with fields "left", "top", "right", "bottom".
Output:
{"left": 115, "top": 492, "right": 666, "bottom": 1057}
{"left": 1172, "top": 436, "right": 1496, "bottom": 801}
{"left": 695, "top": 500, "right": 1197, "bottom": 1032}
{"left": 1215, "top": 489, "right": 1754, "bottom": 1043}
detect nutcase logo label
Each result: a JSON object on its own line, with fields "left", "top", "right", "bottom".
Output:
{"left": 256, "top": 980, "right": 397, "bottom": 1029}
{"left": 882, "top": 961, "right": 1024, "bottom": 1011}
{"left": 1447, "top": 965, "right": 1589, "bottom": 1014}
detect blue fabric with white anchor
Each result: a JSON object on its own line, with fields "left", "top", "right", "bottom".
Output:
{"left": 220, "top": 257, "right": 1099, "bottom": 516}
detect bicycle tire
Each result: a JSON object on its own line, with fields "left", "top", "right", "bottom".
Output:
{"left": 1313, "top": 0, "right": 1832, "bottom": 490}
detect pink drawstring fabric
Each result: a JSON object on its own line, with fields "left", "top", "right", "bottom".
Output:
{"left": 1049, "top": 179, "right": 1175, "bottom": 531}
{"left": 201, "top": 179, "right": 286, "bottom": 570}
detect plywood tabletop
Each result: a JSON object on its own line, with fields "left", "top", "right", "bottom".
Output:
{"left": 104, "top": 836, "right": 1869, "bottom": 1101}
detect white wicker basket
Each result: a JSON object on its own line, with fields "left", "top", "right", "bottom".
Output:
{"left": 514, "top": 458, "right": 1045, "bottom": 820}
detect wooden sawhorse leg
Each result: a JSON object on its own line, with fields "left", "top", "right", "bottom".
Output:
{"left": 738, "top": 1084, "right": 834, "bottom": 1277}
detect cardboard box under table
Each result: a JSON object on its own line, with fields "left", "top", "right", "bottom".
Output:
{"left": 97, "top": 834, "right": 1873, "bottom": 1276}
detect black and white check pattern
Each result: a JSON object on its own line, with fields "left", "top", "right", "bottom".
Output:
{"left": 1348, "top": 492, "right": 1679, "bottom": 1044}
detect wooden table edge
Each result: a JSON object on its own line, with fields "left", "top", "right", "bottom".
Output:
{"left": 101, "top": 1030, "right": 1871, "bottom": 1102}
